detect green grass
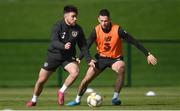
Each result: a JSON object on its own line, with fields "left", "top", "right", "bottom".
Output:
{"left": 0, "top": 86, "right": 180, "bottom": 110}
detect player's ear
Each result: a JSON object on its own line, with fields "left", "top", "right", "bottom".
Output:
{"left": 98, "top": 17, "right": 101, "bottom": 23}
{"left": 64, "top": 13, "right": 68, "bottom": 19}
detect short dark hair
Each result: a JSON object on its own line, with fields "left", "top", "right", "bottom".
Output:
{"left": 64, "top": 5, "right": 78, "bottom": 14}
{"left": 98, "top": 9, "right": 110, "bottom": 17}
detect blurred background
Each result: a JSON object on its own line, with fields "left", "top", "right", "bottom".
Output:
{"left": 0, "top": 0, "right": 180, "bottom": 88}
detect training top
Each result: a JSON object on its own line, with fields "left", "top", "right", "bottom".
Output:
{"left": 48, "top": 19, "right": 91, "bottom": 63}
{"left": 79, "top": 23, "right": 149, "bottom": 59}
{"left": 95, "top": 24, "right": 123, "bottom": 58}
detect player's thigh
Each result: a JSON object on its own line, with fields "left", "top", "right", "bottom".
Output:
{"left": 64, "top": 61, "right": 80, "bottom": 75}
{"left": 111, "top": 60, "right": 125, "bottom": 73}
{"left": 38, "top": 68, "right": 53, "bottom": 82}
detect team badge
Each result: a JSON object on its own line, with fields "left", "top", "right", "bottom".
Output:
{"left": 72, "top": 31, "right": 78, "bottom": 37}
{"left": 44, "top": 62, "right": 48, "bottom": 67}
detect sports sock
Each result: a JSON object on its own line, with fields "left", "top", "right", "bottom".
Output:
{"left": 75, "top": 95, "right": 81, "bottom": 103}
{"left": 31, "top": 94, "right": 38, "bottom": 102}
{"left": 112, "top": 92, "right": 119, "bottom": 99}
{"left": 59, "top": 84, "right": 67, "bottom": 93}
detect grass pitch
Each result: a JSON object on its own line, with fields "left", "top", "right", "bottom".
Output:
{"left": 0, "top": 86, "right": 180, "bottom": 110}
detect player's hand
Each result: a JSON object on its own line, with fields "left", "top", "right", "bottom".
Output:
{"left": 76, "top": 58, "right": 81, "bottom": 64}
{"left": 64, "top": 42, "right": 71, "bottom": 50}
{"left": 88, "top": 59, "right": 96, "bottom": 68}
{"left": 147, "top": 53, "right": 157, "bottom": 65}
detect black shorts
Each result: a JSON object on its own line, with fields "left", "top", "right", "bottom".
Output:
{"left": 95, "top": 54, "right": 124, "bottom": 71}
{"left": 42, "top": 54, "right": 77, "bottom": 72}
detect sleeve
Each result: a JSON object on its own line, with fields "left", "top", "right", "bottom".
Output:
{"left": 118, "top": 28, "right": 149, "bottom": 56}
{"left": 77, "top": 28, "right": 92, "bottom": 63}
{"left": 51, "top": 23, "right": 65, "bottom": 50}
{"left": 79, "top": 29, "right": 96, "bottom": 60}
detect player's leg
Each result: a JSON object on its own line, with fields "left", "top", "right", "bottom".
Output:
{"left": 111, "top": 60, "right": 125, "bottom": 105}
{"left": 34, "top": 68, "right": 53, "bottom": 96}
{"left": 63, "top": 61, "right": 80, "bottom": 87}
{"left": 57, "top": 61, "right": 80, "bottom": 105}
{"left": 112, "top": 60, "right": 125, "bottom": 93}
{"left": 26, "top": 68, "right": 53, "bottom": 107}
{"left": 27, "top": 55, "right": 61, "bottom": 107}
{"left": 77, "top": 66, "right": 100, "bottom": 96}
{"left": 66, "top": 66, "right": 101, "bottom": 106}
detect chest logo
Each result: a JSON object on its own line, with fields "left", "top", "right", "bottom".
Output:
{"left": 61, "top": 32, "right": 66, "bottom": 39}
{"left": 72, "top": 31, "right": 78, "bottom": 37}
{"left": 104, "top": 36, "right": 112, "bottom": 42}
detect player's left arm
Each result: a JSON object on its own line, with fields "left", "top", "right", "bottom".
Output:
{"left": 78, "top": 29, "right": 96, "bottom": 60}
{"left": 77, "top": 28, "right": 91, "bottom": 63}
{"left": 119, "top": 28, "right": 157, "bottom": 65}
{"left": 77, "top": 28, "right": 96, "bottom": 68}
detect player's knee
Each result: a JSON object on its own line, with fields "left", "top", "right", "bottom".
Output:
{"left": 120, "top": 65, "right": 125, "bottom": 71}
{"left": 115, "top": 65, "right": 125, "bottom": 74}
{"left": 71, "top": 68, "right": 79, "bottom": 75}
{"left": 69, "top": 69, "right": 79, "bottom": 78}
{"left": 37, "top": 78, "right": 46, "bottom": 85}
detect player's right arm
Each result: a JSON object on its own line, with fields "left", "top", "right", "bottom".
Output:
{"left": 51, "top": 22, "right": 66, "bottom": 50}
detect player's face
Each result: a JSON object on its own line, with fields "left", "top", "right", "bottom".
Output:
{"left": 98, "top": 15, "right": 111, "bottom": 29}
{"left": 64, "top": 12, "right": 77, "bottom": 26}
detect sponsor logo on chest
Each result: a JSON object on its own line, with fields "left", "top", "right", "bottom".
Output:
{"left": 61, "top": 32, "right": 66, "bottom": 39}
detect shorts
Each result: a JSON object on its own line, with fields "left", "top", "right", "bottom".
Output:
{"left": 95, "top": 54, "right": 124, "bottom": 71}
{"left": 42, "top": 55, "right": 77, "bottom": 72}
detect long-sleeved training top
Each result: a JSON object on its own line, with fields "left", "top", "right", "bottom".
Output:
{"left": 48, "top": 19, "right": 91, "bottom": 63}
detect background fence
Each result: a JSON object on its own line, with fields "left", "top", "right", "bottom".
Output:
{"left": 0, "top": 39, "right": 179, "bottom": 88}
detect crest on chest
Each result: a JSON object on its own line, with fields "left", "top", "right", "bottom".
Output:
{"left": 72, "top": 31, "right": 78, "bottom": 38}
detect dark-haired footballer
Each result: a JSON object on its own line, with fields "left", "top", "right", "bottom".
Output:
{"left": 67, "top": 9, "right": 157, "bottom": 106}
{"left": 26, "top": 5, "right": 95, "bottom": 107}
